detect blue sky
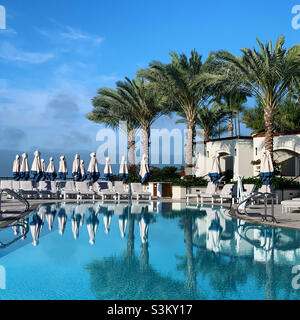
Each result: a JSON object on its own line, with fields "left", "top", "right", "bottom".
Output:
{"left": 0, "top": 0, "right": 299, "bottom": 171}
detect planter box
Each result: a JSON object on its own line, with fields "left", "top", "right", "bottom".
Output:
{"left": 275, "top": 189, "right": 300, "bottom": 202}
{"left": 172, "top": 186, "right": 186, "bottom": 199}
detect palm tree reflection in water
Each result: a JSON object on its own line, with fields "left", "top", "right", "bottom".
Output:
{"left": 85, "top": 205, "right": 203, "bottom": 300}
{"left": 17, "top": 202, "right": 300, "bottom": 300}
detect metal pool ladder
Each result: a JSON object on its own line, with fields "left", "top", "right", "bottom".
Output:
{"left": 0, "top": 188, "right": 30, "bottom": 215}
{"left": 236, "top": 192, "right": 278, "bottom": 224}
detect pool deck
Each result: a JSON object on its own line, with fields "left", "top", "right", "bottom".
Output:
{"left": 1, "top": 196, "right": 300, "bottom": 231}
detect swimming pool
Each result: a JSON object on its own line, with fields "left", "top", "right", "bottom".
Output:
{"left": 0, "top": 201, "right": 299, "bottom": 300}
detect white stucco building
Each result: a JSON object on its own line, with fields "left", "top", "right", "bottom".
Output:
{"left": 195, "top": 132, "right": 300, "bottom": 180}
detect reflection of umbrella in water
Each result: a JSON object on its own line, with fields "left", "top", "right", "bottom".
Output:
{"left": 37, "top": 205, "right": 47, "bottom": 222}
{"left": 45, "top": 208, "right": 56, "bottom": 231}
{"left": 12, "top": 225, "right": 19, "bottom": 235}
{"left": 18, "top": 218, "right": 29, "bottom": 240}
{"left": 75, "top": 203, "right": 90, "bottom": 226}
{"left": 103, "top": 213, "right": 112, "bottom": 234}
{"left": 119, "top": 213, "right": 128, "bottom": 238}
{"left": 206, "top": 213, "right": 223, "bottom": 253}
{"left": 139, "top": 215, "right": 151, "bottom": 244}
{"left": 87, "top": 212, "right": 99, "bottom": 245}
{"left": 58, "top": 208, "right": 67, "bottom": 235}
{"left": 71, "top": 213, "right": 81, "bottom": 239}
{"left": 30, "top": 214, "right": 43, "bottom": 246}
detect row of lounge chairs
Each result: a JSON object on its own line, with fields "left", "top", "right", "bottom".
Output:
{"left": 0, "top": 180, "right": 152, "bottom": 201}
{"left": 186, "top": 182, "right": 279, "bottom": 205}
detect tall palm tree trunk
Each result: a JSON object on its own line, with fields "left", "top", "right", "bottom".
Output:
{"left": 237, "top": 112, "right": 241, "bottom": 138}
{"left": 228, "top": 118, "right": 233, "bottom": 137}
{"left": 234, "top": 112, "right": 238, "bottom": 136}
{"left": 141, "top": 124, "right": 150, "bottom": 165}
{"left": 128, "top": 129, "right": 136, "bottom": 166}
{"left": 264, "top": 105, "right": 274, "bottom": 158}
{"left": 185, "top": 122, "right": 194, "bottom": 176}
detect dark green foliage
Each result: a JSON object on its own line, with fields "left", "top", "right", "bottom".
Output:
{"left": 243, "top": 96, "right": 300, "bottom": 134}
{"left": 231, "top": 176, "right": 300, "bottom": 189}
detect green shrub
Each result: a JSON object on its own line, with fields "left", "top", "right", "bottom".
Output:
{"left": 231, "top": 176, "right": 300, "bottom": 189}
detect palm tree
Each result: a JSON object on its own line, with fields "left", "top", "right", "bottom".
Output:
{"left": 115, "top": 77, "right": 169, "bottom": 165}
{"left": 217, "top": 91, "right": 247, "bottom": 137}
{"left": 87, "top": 89, "right": 139, "bottom": 166}
{"left": 243, "top": 95, "right": 300, "bottom": 134}
{"left": 213, "top": 36, "right": 300, "bottom": 157}
{"left": 137, "top": 50, "right": 214, "bottom": 175}
{"left": 176, "top": 103, "right": 228, "bottom": 142}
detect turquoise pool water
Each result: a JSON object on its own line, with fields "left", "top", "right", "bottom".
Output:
{"left": 0, "top": 201, "right": 299, "bottom": 300}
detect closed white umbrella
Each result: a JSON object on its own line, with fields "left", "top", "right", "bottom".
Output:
{"left": 12, "top": 154, "right": 21, "bottom": 180}
{"left": 20, "top": 153, "right": 30, "bottom": 180}
{"left": 46, "top": 157, "right": 57, "bottom": 181}
{"left": 87, "top": 152, "right": 100, "bottom": 182}
{"left": 31, "top": 150, "right": 42, "bottom": 182}
{"left": 72, "top": 154, "right": 80, "bottom": 181}
{"left": 58, "top": 209, "right": 67, "bottom": 235}
{"left": 80, "top": 160, "right": 87, "bottom": 181}
{"left": 119, "top": 155, "right": 128, "bottom": 183}
{"left": 58, "top": 155, "right": 68, "bottom": 180}
{"left": 260, "top": 150, "right": 274, "bottom": 191}
{"left": 103, "top": 213, "right": 112, "bottom": 234}
{"left": 139, "top": 154, "right": 150, "bottom": 183}
{"left": 208, "top": 155, "right": 222, "bottom": 192}
{"left": 87, "top": 212, "right": 99, "bottom": 245}
{"left": 41, "top": 158, "right": 46, "bottom": 180}
{"left": 104, "top": 157, "right": 113, "bottom": 181}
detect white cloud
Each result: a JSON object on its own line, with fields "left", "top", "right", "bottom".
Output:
{"left": 60, "top": 26, "right": 104, "bottom": 45}
{"left": 35, "top": 23, "right": 104, "bottom": 47}
{"left": 0, "top": 42, "right": 54, "bottom": 64}
{"left": 0, "top": 28, "right": 17, "bottom": 36}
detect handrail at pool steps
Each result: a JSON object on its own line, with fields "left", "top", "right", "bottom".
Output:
{"left": 0, "top": 188, "right": 30, "bottom": 214}
{"left": 236, "top": 191, "right": 278, "bottom": 224}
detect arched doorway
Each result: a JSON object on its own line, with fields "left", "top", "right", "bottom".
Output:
{"left": 274, "top": 149, "right": 300, "bottom": 177}
{"left": 218, "top": 151, "right": 234, "bottom": 180}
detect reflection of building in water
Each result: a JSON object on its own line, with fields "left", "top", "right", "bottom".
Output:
{"left": 193, "top": 206, "right": 300, "bottom": 265}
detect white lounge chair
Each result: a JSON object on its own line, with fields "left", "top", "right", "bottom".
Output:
{"left": 61, "top": 181, "right": 78, "bottom": 200}
{"left": 0, "top": 180, "right": 13, "bottom": 190}
{"left": 218, "top": 184, "right": 234, "bottom": 204}
{"left": 281, "top": 200, "right": 300, "bottom": 213}
{"left": 0, "top": 180, "right": 14, "bottom": 199}
{"left": 186, "top": 182, "right": 216, "bottom": 204}
{"left": 76, "top": 181, "right": 95, "bottom": 200}
{"left": 19, "top": 181, "right": 38, "bottom": 199}
{"left": 114, "top": 181, "right": 130, "bottom": 201}
{"left": 93, "top": 181, "right": 117, "bottom": 200}
{"left": 38, "top": 181, "right": 60, "bottom": 199}
{"left": 130, "top": 183, "right": 152, "bottom": 201}
{"left": 12, "top": 181, "right": 20, "bottom": 192}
